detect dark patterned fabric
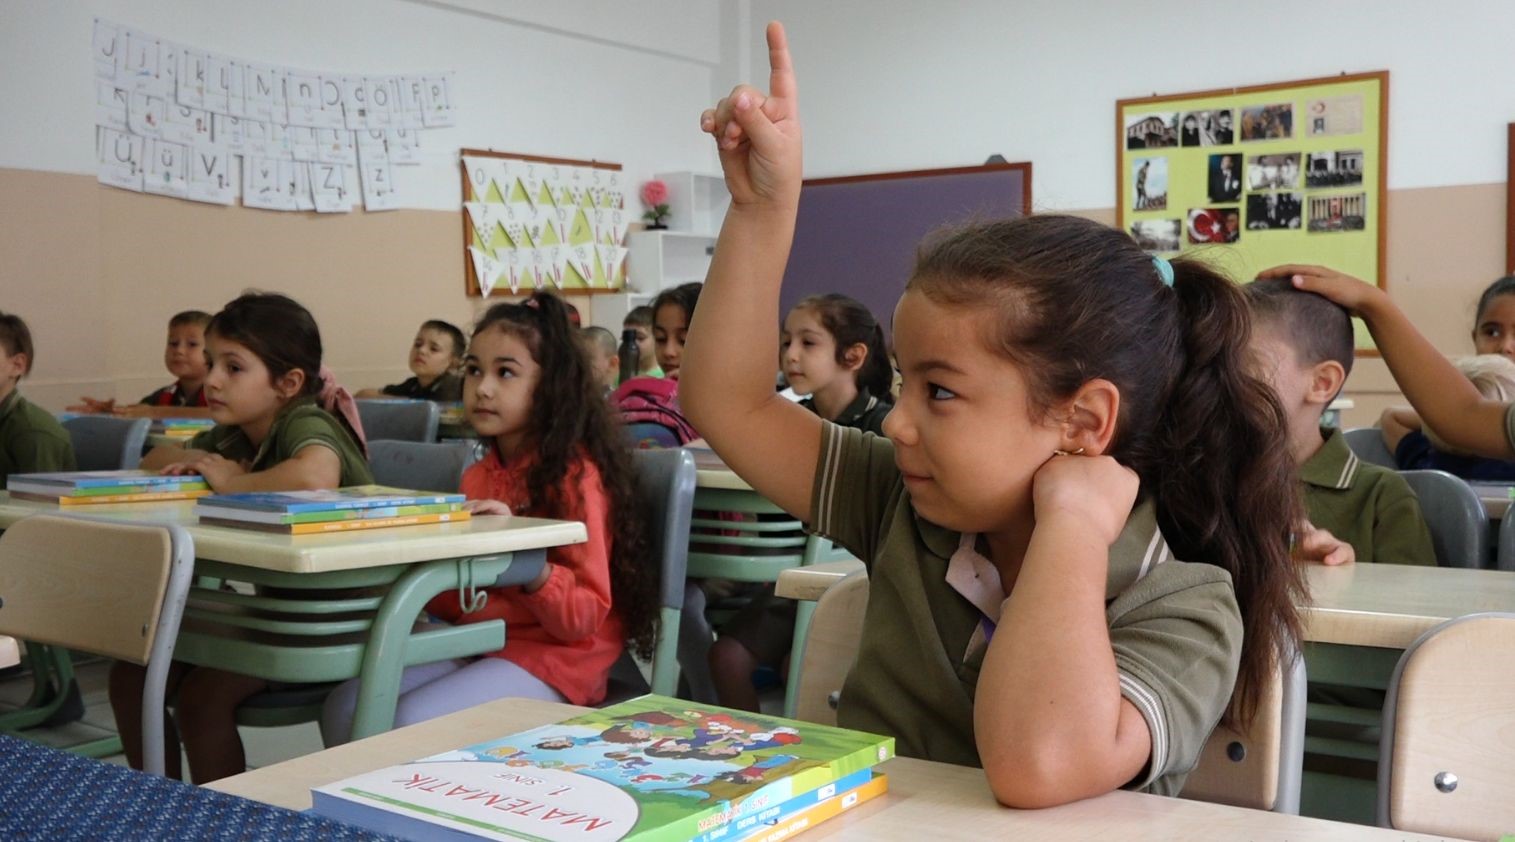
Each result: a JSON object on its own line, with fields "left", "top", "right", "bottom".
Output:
{"left": 0, "top": 735, "right": 400, "bottom": 841}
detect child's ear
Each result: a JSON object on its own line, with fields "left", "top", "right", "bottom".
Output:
{"left": 841, "top": 342, "right": 868, "bottom": 372}
{"left": 1306, "top": 360, "right": 1346, "bottom": 407}
{"left": 2, "top": 352, "right": 28, "bottom": 381}
{"left": 274, "top": 367, "right": 307, "bottom": 400}
{"left": 1056, "top": 378, "right": 1120, "bottom": 456}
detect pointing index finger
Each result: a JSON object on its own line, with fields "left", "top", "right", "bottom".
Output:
{"left": 766, "top": 21, "right": 797, "bottom": 103}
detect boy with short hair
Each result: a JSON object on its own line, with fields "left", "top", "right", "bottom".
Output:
{"left": 1245, "top": 278, "right": 1436, "bottom": 566}
{"left": 70, "top": 310, "right": 213, "bottom": 418}
{"left": 579, "top": 326, "right": 619, "bottom": 393}
{"left": 622, "top": 306, "right": 662, "bottom": 378}
{"left": 0, "top": 311, "right": 77, "bottom": 484}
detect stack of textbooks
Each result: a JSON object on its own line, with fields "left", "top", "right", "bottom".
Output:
{"left": 6, "top": 470, "right": 210, "bottom": 505}
{"left": 195, "top": 485, "right": 470, "bottom": 534}
{"left": 151, "top": 417, "right": 216, "bottom": 439}
{"left": 312, "top": 695, "right": 893, "bottom": 841}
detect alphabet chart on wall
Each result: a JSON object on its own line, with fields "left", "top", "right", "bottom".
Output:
{"left": 92, "top": 18, "right": 456, "bottom": 213}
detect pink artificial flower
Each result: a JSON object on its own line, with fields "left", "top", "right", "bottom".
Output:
{"left": 640, "top": 179, "right": 669, "bottom": 208}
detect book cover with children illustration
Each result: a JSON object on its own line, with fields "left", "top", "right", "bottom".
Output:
{"left": 311, "top": 695, "right": 893, "bottom": 841}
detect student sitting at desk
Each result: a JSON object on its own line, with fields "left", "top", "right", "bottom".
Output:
{"left": 68, "top": 310, "right": 214, "bottom": 419}
{"left": 1383, "top": 354, "right": 1515, "bottom": 481}
{"left": 0, "top": 311, "right": 76, "bottom": 484}
{"left": 110, "top": 292, "right": 372, "bottom": 784}
{"left": 623, "top": 306, "right": 662, "bottom": 378}
{"left": 709, "top": 292, "right": 893, "bottom": 711}
{"left": 355, "top": 319, "right": 466, "bottom": 402}
{"left": 578, "top": 325, "right": 620, "bottom": 394}
{"left": 321, "top": 292, "right": 658, "bottom": 744}
{"left": 681, "top": 22, "right": 1305, "bottom": 807}
{"left": 1245, "top": 278, "right": 1436, "bottom": 566}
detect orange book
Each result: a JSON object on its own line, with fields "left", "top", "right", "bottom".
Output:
{"left": 737, "top": 772, "right": 887, "bottom": 842}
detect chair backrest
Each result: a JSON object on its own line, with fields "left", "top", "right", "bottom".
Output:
{"left": 1343, "top": 427, "right": 1397, "bottom": 469}
{"left": 1398, "top": 470, "right": 1488, "bottom": 568}
{"left": 0, "top": 514, "right": 195, "bottom": 776}
{"left": 792, "top": 570, "right": 870, "bottom": 727}
{"left": 1378, "top": 613, "right": 1515, "bottom": 838}
{"left": 61, "top": 415, "right": 150, "bottom": 470}
{"left": 1180, "top": 653, "right": 1306, "bottom": 814}
{"left": 355, "top": 399, "right": 440, "bottom": 443}
{"left": 631, "top": 449, "right": 696, "bottom": 697}
{"left": 1498, "top": 511, "right": 1515, "bottom": 571}
{"left": 366, "top": 440, "right": 481, "bottom": 493}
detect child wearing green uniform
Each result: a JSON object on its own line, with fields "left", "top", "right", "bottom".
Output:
{"left": 110, "top": 292, "right": 371, "bottom": 785}
{"left": 1245, "top": 278, "right": 1436, "bottom": 566}
{"left": 681, "top": 23, "right": 1305, "bottom": 807}
{"left": 0, "top": 312, "right": 75, "bottom": 484}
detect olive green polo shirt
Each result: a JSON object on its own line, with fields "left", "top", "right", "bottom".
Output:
{"left": 0, "top": 390, "right": 76, "bottom": 485}
{"left": 1301, "top": 426, "right": 1435, "bottom": 566}
{"left": 185, "top": 397, "right": 373, "bottom": 486}
{"left": 809, "top": 422, "right": 1243, "bottom": 796}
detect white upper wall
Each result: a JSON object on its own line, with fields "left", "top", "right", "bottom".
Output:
{"left": 0, "top": 0, "right": 724, "bottom": 209}
{"left": 744, "top": 0, "right": 1515, "bottom": 210}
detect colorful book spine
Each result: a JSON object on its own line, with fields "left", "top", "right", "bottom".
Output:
{"left": 194, "top": 502, "right": 461, "bottom": 525}
{"left": 198, "top": 488, "right": 464, "bottom": 514}
{"left": 202, "top": 511, "right": 470, "bottom": 534}
{"left": 733, "top": 773, "right": 887, "bottom": 842}
{"left": 690, "top": 768, "right": 873, "bottom": 842}
{"left": 8, "top": 480, "right": 209, "bottom": 497}
{"left": 31, "top": 489, "right": 211, "bottom": 506}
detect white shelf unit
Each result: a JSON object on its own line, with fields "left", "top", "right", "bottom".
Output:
{"left": 655, "top": 171, "right": 729, "bottom": 236}
{"left": 588, "top": 230, "right": 715, "bottom": 331}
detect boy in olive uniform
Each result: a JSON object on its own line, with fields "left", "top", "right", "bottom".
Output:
{"left": 1246, "top": 279, "right": 1436, "bottom": 566}
{"left": 0, "top": 311, "right": 76, "bottom": 485}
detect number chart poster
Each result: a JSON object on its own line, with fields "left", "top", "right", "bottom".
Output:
{"left": 461, "top": 151, "right": 629, "bottom": 297}
{"left": 1118, "top": 72, "right": 1387, "bottom": 351}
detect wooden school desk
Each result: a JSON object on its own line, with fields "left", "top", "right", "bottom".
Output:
{"left": 0, "top": 635, "right": 18, "bottom": 670}
{"left": 1470, "top": 481, "right": 1513, "bottom": 519}
{"left": 0, "top": 494, "right": 585, "bottom": 741}
{"left": 209, "top": 697, "right": 1463, "bottom": 841}
{"left": 1303, "top": 561, "right": 1515, "bottom": 648}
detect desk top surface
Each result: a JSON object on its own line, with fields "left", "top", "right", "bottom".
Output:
{"left": 0, "top": 635, "right": 17, "bottom": 670}
{"left": 1303, "top": 562, "right": 1515, "bottom": 648}
{"left": 1470, "top": 481, "right": 1512, "bottom": 518}
{"left": 0, "top": 494, "right": 585, "bottom": 575}
{"left": 210, "top": 698, "right": 1457, "bottom": 841}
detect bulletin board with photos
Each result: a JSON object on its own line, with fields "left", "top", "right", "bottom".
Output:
{"left": 460, "top": 149, "right": 630, "bottom": 297}
{"left": 1117, "top": 71, "right": 1387, "bottom": 351}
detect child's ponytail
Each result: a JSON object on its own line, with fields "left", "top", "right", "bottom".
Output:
{"left": 1156, "top": 258, "right": 1306, "bottom": 726}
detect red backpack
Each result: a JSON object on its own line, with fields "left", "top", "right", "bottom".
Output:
{"left": 612, "top": 376, "right": 699, "bottom": 448}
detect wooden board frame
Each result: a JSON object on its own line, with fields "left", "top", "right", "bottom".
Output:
{"left": 802, "top": 161, "right": 1032, "bottom": 207}
{"left": 1121, "top": 71, "right": 1387, "bottom": 355}
{"left": 459, "top": 148, "right": 624, "bottom": 297}
{"left": 1507, "top": 123, "right": 1515, "bottom": 275}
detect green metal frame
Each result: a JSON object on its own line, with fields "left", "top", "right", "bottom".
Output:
{"left": 0, "top": 645, "right": 123, "bottom": 759}
{"left": 687, "top": 486, "right": 853, "bottom": 717}
{"left": 1299, "top": 641, "right": 1403, "bottom": 824}
{"left": 167, "top": 548, "right": 545, "bottom": 742}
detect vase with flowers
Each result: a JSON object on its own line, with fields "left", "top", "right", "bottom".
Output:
{"left": 640, "top": 179, "right": 671, "bottom": 230}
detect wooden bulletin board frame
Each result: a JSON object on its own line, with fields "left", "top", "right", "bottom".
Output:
{"left": 1117, "top": 71, "right": 1388, "bottom": 352}
{"left": 459, "top": 148, "right": 626, "bottom": 297}
{"left": 1506, "top": 123, "right": 1515, "bottom": 275}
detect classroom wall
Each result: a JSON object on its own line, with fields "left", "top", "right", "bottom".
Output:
{"left": 744, "top": 0, "right": 1515, "bottom": 427}
{"left": 1, "top": 0, "right": 725, "bottom": 409}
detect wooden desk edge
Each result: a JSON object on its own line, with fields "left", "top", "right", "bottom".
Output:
{"left": 1300, "top": 605, "right": 1446, "bottom": 649}
{"left": 776, "top": 560, "right": 867, "bottom": 601}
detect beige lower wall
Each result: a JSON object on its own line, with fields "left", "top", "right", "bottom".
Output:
{"left": 1, "top": 166, "right": 1505, "bottom": 423}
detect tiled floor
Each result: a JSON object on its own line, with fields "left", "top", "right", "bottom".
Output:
{"left": 0, "top": 656, "right": 326, "bottom": 777}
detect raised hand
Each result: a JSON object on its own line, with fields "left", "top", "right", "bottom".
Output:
{"left": 699, "top": 22, "right": 801, "bottom": 209}
{"left": 1256, "top": 264, "right": 1385, "bottom": 315}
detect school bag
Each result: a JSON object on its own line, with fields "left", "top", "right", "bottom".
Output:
{"left": 612, "top": 376, "right": 699, "bottom": 448}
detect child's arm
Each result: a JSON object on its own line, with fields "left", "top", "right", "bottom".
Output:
{"left": 973, "top": 455, "right": 1151, "bottom": 807}
{"left": 1379, "top": 405, "right": 1421, "bottom": 453}
{"left": 680, "top": 22, "right": 820, "bottom": 520}
{"left": 1295, "top": 520, "right": 1355, "bottom": 566}
{"left": 140, "top": 444, "right": 196, "bottom": 470}
{"left": 354, "top": 388, "right": 385, "bottom": 399}
{"left": 117, "top": 404, "right": 214, "bottom": 420}
{"left": 66, "top": 397, "right": 116, "bottom": 414}
{"left": 161, "top": 444, "right": 341, "bottom": 492}
{"left": 1259, "top": 264, "right": 1513, "bottom": 458}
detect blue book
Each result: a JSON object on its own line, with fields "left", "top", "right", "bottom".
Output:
{"left": 688, "top": 768, "right": 873, "bottom": 842}
{"left": 197, "top": 485, "right": 465, "bottom": 514}
{"left": 9, "top": 470, "right": 207, "bottom": 489}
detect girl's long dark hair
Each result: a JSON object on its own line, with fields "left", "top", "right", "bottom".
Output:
{"left": 473, "top": 292, "right": 658, "bottom": 658}
{"left": 207, "top": 292, "right": 365, "bottom": 449}
{"left": 793, "top": 293, "right": 893, "bottom": 398}
{"left": 909, "top": 215, "right": 1305, "bottom": 727}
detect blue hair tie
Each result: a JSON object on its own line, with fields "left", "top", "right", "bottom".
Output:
{"left": 1152, "top": 256, "right": 1175, "bottom": 287}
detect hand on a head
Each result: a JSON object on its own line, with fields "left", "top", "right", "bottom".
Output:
{"left": 1257, "top": 264, "right": 1383, "bottom": 316}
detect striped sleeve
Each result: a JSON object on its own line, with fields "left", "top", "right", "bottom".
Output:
{"left": 808, "top": 421, "right": 901, "bottom": 566}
